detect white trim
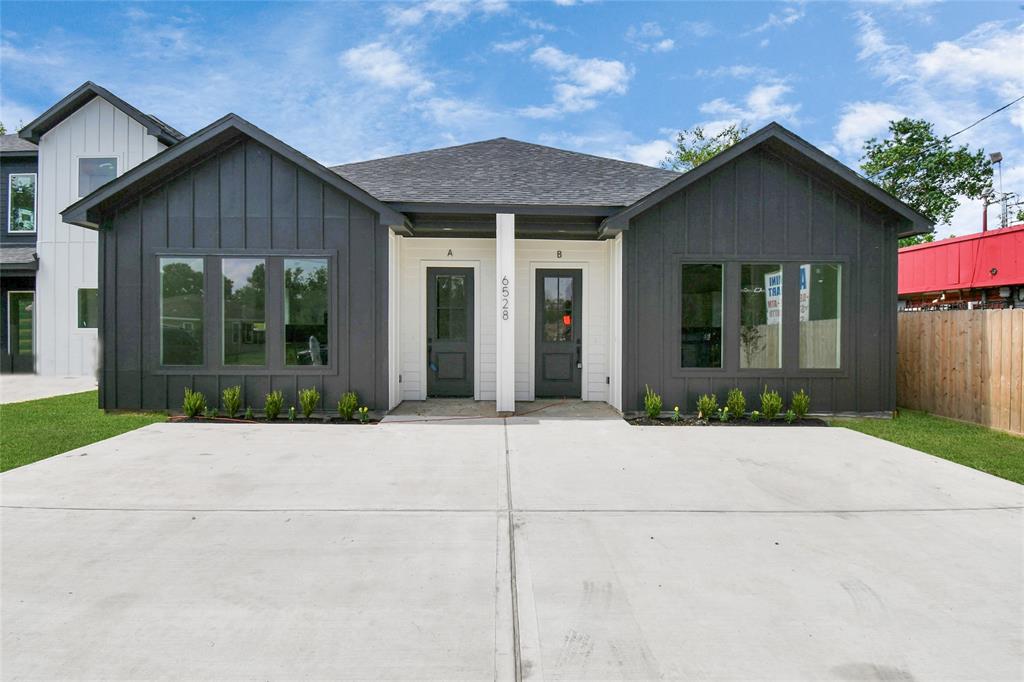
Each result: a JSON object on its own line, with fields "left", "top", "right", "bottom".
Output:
{"left": 609, "top": 233, "right": 623, "bottom": 410}
{"left": 74, "top": 153, "right": 123, "bottom": 198}
{"left": 528, "top": 260, "right": 590, "bottom": 401}
{"left": 6, "top": 290, "right": 34, "bottom": 357}
{"left": 495, "top": 215, "right": 516, "bottom": 412}
{"left": 388, "top": 232, "right": 402, "bottom": 409}
{"left": 6, "top": 172, "right": 37, "bottom": 234}
{"left": 418, "top": 259, "right": 482, "bottom": 401}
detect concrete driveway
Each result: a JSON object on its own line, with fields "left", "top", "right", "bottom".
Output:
{"left": 2, "top": 415, "right": 1021, "bottom": 680}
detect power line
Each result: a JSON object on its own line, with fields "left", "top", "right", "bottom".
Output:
{"left": 865, "top": 94, "right": 1024, "bottom": 180}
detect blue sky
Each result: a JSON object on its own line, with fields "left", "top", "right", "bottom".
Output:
{"left": 2, "top": 1, "right": 1021, "bottom": 236}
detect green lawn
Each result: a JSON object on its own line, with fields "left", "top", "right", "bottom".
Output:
{"left": 836, "top": 409, "right": 1024, "bottom": 485}
{"left": 0, "top": 391, "right": 166, "bottom": 473}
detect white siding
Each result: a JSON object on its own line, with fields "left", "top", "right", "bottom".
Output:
{"left": 35, "top": 96, "right": 166, "bottom": 377}
{"left": 396, "top": 235, "right": 613, "bottom": 405}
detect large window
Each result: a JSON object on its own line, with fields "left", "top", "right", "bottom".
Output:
{"left": 160, "top": 257, "right": 204, "bottom": 365}
{"left": 8, "top": 173, "right": 36, "bottom": 232}
{"left": 680, "top": 264, "right": 722, "bottom": 368}
{"left": 223, "top": 259, "right": 266, "bottom": 365}
{"left": 740, "top": 264, "right": 782, "bottom": 369}
{"left": 78, "top": 157, "right": 118, "bottom": 197}
{"left": 284, "top": 258, "right": 329, "bottom": 365}
{"left": 77, "top": 289, "right": 99, "bottom": 328}
{"left": 800, "top": 263, "right": 842, "bottom": 368}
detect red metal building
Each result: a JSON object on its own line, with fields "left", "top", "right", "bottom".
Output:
{"left": 898, "top": 223, "right": 1024, "bottom": 309}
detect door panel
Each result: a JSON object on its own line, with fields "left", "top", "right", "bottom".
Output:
{"left": 427, "top": 268, "right": 474, "bottom": 397}
{"left": 7, "top": 291, "right": 34, "bottom": 373}
{"left": 535, "top": 269, "right": 582, "bottom": 398}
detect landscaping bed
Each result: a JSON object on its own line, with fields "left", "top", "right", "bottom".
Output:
{"left": 171, "top": 415, "right": 378, "bottom": 425}
{"left": 628, "top": 415, "right": 827, "bottom": 427}
{"left": 175, "top": 386, "right": 377, "bottom": 424}
{"left": 631, "top": 385, "right": 821, "bottom": 427}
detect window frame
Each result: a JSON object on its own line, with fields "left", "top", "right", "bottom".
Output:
{"left": 221, "top": 257, "right": 268, "bottom": 367}
{"left": 798, "top": 261, "right": 844, "bottom": 371}
{"left": 76, "top": 288, "right": 100, "bottom": 329}
{"left": 150, "top": 249, "right": 337, "bottom": 376}
{"left": 678, "top": 261, "right": 725, "bottom": 370}
{"left": 7, "top": 172, "right": 37, "bottom": 234}
{"left": 76, "top": 154, "right": 121, "bottom": 198}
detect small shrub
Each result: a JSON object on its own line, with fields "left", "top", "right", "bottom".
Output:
{"left": 264, "top": 390, "right": 284, "bottom": 420}
{"left": 725, "top": 388, "right": 746, "bottom": 418}
{"left": 718, "top": 406, "right": 731, "bottom": 422}
{"left": 784, "top": 409, "right": 797, "bottom": 424}
{"left": 204, "top": 406, "right": 218, "bottom": 419}
{"left": 760, "top": 385, "right": 783, "bottom": 421}
{"left": 222, "top": 385, "right": 242, "bottom": 419}
{"left": 643, "top": 385, "right": 663, "bottom": 420}
{"left": 288, "top": 406, "right": 296, "bottom": 422}
{"left": 671, "top": 406, "right": 680, "bottom": 422}
{"left": 357, "top": 406, "right": 370, "bottom": 424}
{"left": 338, "top": 391, "right": 359, "bottom": 420}
{"left": 299, "top": 387, "right": 320, "bottom": 418}
{"left": 696, "top": 393, "right": 718, "bottom": 420}
{"left": 244, "top": 406, "right": 254, "bottom": 421}
{"left": 749, "top": 410, "right": 762, "bottom": 422}
{"left": 182, "top": 388, "right": 206, "bottom": 418}
{"left": 791, "top": 389, "right": 810, "bottom": 420}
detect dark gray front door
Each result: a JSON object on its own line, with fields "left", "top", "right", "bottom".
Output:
{"left": 427, "top": 267, "right": 474, "bottom": 397}
{"left": 535, "top": 269, "right": 582, "bottom": 398}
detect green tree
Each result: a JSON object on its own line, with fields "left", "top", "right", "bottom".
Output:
{"left": 861, "top": 118, "right": 992, "bottom": 229}
{"left": 897, "top": 232, "right": 935, "bottom": 249}
{"left": 661, "top": 124, "right": 748, "bottom": 172}
{"left": 0, "top": 122, "right": 7, "bottom": 135}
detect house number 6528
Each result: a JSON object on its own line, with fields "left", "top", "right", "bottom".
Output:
{"left": 501, "top": 276, "right": 510, "bottom": 320}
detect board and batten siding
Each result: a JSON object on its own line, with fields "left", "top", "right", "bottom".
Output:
{"left": 36, "top": 96, "right": 166, "bottom": 377}
{"left": 622, "top": 145, "right": 900, "bottom": 415}
{"left": 98, "top": 137, "right": 388, "bottom": 412}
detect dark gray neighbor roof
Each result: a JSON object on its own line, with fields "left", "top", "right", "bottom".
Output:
{"left": 0, "top": 134, "right": 37, "bottom": 154}
{"left": 0, "top": 247, "right": 39, "bottom": 270}
{"left": 18, "top": 82, "right": 184, "bottom": 146}
{"left": 600, "top": 122, "right": 935, "bottom": 238}
{"left": 332, "top": 138, "right": 680, "bottom": 208}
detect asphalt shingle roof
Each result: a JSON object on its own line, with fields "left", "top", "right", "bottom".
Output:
{"left": 331, "top": 138, "right": 680, "bottom": 207}
{"left": 0, "top": 134, "right": 37, "bottom": 153}
{"left": 0, "top": 247, "right": 38, "bottom": 266}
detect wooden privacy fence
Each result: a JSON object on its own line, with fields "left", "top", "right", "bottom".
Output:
{"left": 897, "top": 309, "right": 1024, "bottom": 434}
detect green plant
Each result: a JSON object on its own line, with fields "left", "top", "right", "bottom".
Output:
{"left": 288, "top": 406, "right": 296, "bottom": 422}
{"left": 642, "top": 385, "right": 663, "bottom": 419}
{"left": 760, "top": 385, "right": 783, "bottom": 421}
{"left": 244, "top": 406, "right": 254, "bottom": 421}
{"left": 791, "top": 389, "right": 810, "bottom": 420}
{"left": 696, "top": 393, "right": 718, "bottom": 420}
{"left": 264, "top": 390, "right": 284, "bottom": 420}
{"left": 221, "top": 385, "right": 242, "bottom": 418}
{"left": 338, "top": 391, "right": 359, "bottom": 420}
{"left": 671, "top": 406, "right": 680, "bottom": 422}
{"left": 204, "top": 407, "right": 218, "bottom": 419}
{"left": 357, "top": 406, "right": 370, "bottom": 424}
{"left": 718, "top": 406, "right": 731, "bottom": 422}
{"left": 299, "top": 387, "right": 320, "bottom": 418}
{"left": 725, "top": 388, "right": 746, "bottom": 417}
{"left": 749, "top": 410, "right": 761, "bottom": 422}
{"left": 785, "top": 409, "right": 797, "bottom": 424}
{"left": 182, "top": 388, "right": 206, "bottom": 418}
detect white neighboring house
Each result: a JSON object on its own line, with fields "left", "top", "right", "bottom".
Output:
{"left": 18, "top": 82, "right": 182, "bottom": 377}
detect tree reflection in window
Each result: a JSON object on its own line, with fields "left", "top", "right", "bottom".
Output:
{"left": 160, "top": 258, "right": 204, "bottom": 365}
{"left": 223, "top": 259, "right": 266, "bottom": 365}
{"left": 284, "top": 258, "right": 329, "bottom": 365}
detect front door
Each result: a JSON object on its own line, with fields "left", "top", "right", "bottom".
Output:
{"left": 7, "top": 291, "right": 34, "bottom": 373}
{"left": 426, "top": 267, "right": 474, "bottom": 397}
{"left": 535, "top": 269, "right": 582, "bottom": 398}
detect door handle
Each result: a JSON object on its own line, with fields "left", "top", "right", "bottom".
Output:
{"left": 575, "top": 337, "right": 582, "bottom": 368}
{"left": 428, "top": 338, "right": 438, "bottom": 373}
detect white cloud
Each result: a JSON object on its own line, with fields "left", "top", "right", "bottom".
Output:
{"left": 340, "top": 42, "right": 434, "bottom": 95}
{"left": 521, "top": 46, "right": 632, "bottom": 118}
{"left": 696, "top": 64, "right": 776, "bottom": 80}
{"left": 750, "top": 4, "right": 805, "bottom": 34}
{"left": 682, "top": 21, "right": 714, "bottom": 39}
{"left": 492, "top": 35, "right": 543, "bottom": 53}
{"left": 537, "top": 129, "right": 674, "bottom": 168}
{"left": 698, "top": 82, "right": 801, "bottom": 131}
{"left": 625, "top": 22, "right": 675, "bottom": 52}
{"left": 385, "top": 0, "right": 505, "bottom": 27}
{"left": 833, "top": 101, "right": 907, "bottom": 155}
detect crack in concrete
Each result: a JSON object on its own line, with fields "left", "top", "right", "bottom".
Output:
{"left": 503, "top": 417, "right": 523, "bottom": 682}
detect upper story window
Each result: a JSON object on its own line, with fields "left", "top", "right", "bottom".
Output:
{"left": 8, "top": 173, "right": 36, "bottom": 233}
{"left": 78, "top": 157, "right": 118, "bottom": 197}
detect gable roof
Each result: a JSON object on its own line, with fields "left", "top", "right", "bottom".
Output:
{"left": 0, "top": 134, "right": 37, "bottom": 154}
{"left": 599, "top": 122, "right": 934, "bottom": 239}
{"left": 61, "top": 114, "right": 409, "bottom": 231}
{"left": 332, "top": 137, "right": 680, "bottom": 210}
{"left": 18, "top": 82, "right": 184, "bottom": 146}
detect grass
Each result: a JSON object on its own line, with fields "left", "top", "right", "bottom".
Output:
{"left": 836, "top": 409, "right": 1024, "bottom": 485}
{"left": 0, "top": 391, "right": 166, "bottom": 473}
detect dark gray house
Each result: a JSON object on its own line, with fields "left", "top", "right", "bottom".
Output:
{"left": 1, "top": 134, "right": 39, "bottom": 373}
{"left": 62, "top": 116, "right": 931, "bottom": 416}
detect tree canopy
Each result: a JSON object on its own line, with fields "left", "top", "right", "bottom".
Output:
{"left": 661, "top": 124, "right": 748, "bottom": 172}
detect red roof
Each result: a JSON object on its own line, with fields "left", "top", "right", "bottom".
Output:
{"left": 898, "top": 224, "right": 1024, "bottom": 295}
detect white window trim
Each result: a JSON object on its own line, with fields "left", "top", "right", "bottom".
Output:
{"left": 75, "top": 287, "right": 100, "bottom": 333}
{"left": 75, "top": 153, "right": 123, "bottom": 198}
{"left": 7, "top": 172, "right": 37, "bottom": 234}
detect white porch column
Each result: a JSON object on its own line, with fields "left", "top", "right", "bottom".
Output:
{"left": 495, "top": 213, "right": 516, "bottom": 413}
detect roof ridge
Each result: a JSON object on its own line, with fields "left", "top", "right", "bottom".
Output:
{"left": 332, "top": 138, "right": 512, "bottom": 169}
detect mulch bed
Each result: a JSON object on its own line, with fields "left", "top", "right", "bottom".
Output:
{"left": 172, "top": 416, "right": 378, "bottom": 425}
{"left": 628, "top": 416, "right": 828, "bottom": 427}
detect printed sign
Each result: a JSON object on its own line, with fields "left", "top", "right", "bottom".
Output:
{"left": 764, "top": 270, "right": 783, "bottom": 325}
{"left": 799, "top": 264, "right": 811, "bottom": 322}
